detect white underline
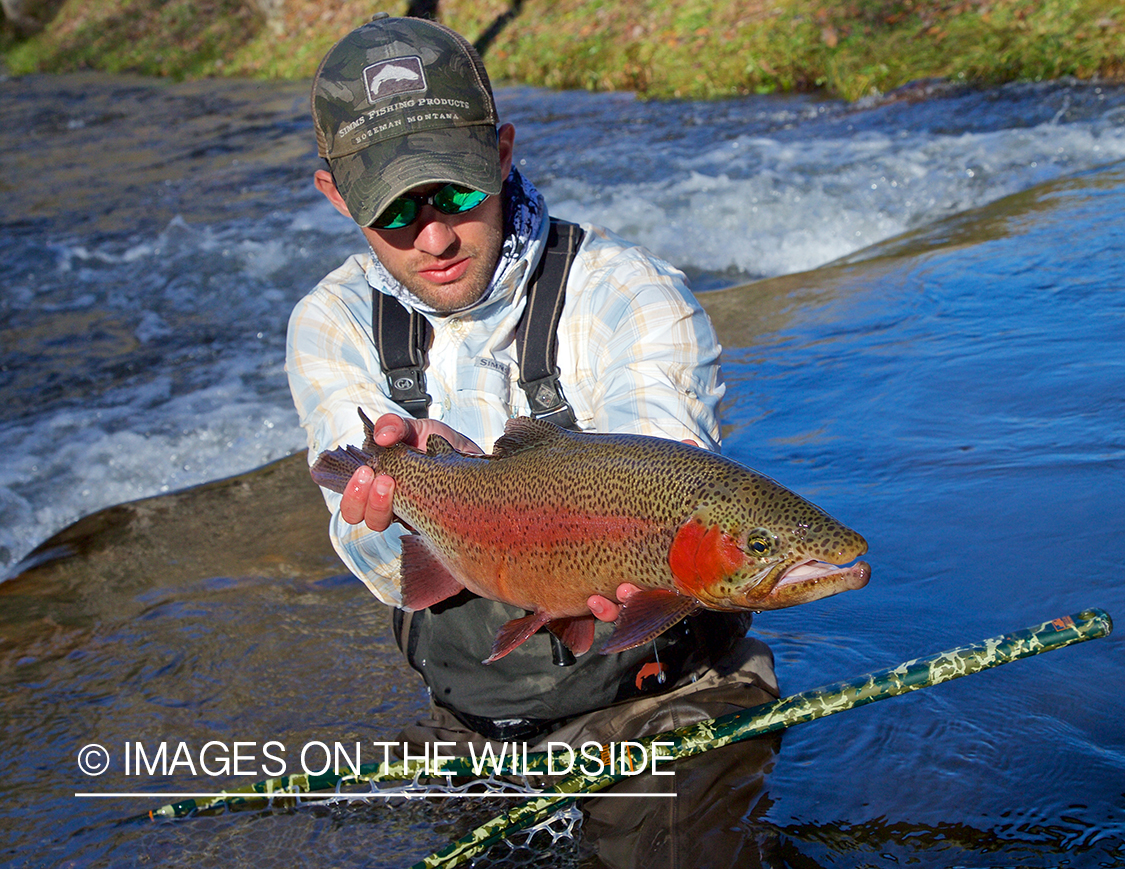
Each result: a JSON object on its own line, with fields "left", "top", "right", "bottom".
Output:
{"left": 75, "top": 791, "right": 676, "bottom": 800}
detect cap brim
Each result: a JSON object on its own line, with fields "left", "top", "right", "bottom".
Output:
{"left": 330, "top": 124, "right": 501, "bottom": 228}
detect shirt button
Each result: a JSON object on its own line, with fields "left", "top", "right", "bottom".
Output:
{"left": 449, "top": 319, "right": 463, "bottom": 334}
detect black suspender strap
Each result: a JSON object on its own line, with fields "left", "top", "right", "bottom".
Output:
{"left": 516, "top": 219, "right": 584, "bottom": 429}
{"left": 374, "top": 290, "right": 432, "bottom": 418}
{"left": 371, "top": 217, "right": 585, "bottom": 426}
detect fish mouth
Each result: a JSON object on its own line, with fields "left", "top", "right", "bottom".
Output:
{"left": 752, "top": 558, "right": 871, "bottom": 609}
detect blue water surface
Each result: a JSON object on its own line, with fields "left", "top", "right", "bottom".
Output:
{"left": 714, "top": 165, "right": 1125, "bottom": 864}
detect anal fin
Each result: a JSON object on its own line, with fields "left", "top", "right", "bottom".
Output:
{"left": 399, "top": 535, "right": 466, "bottom": 611}
{"left": 547, "top": 615, "right": 596, "bottom": 657}
{"left": 485, "top": 611, "right": 552, "bottom": 664}
{"left": 600, "top": 589, "right": 700, "bottom": 655}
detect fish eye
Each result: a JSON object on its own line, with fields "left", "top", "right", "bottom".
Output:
{"left": 746, "top": 531, "right": 774, "bottom": 555}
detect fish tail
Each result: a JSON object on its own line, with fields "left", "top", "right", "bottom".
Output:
{"left": 309, "top": 408, "right": 383, "bottom": 495}
{"left": 358, "top": 407, "right": 379, "bottom": 453}
{"left": 310, "top": 444, "right": 372, "bottom": 494}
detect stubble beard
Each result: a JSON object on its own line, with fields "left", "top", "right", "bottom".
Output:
{"left": 389, "top": 223, "right": 505, "bottom": 314}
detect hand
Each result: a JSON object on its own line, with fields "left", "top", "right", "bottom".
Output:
{"left": 588, "top": 583, "right": 643, "bottom": 622}
{"left": 339, "top": 413, "right": 483, "bottom": 531}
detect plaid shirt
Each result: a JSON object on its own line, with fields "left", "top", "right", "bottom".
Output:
{"left": 286, "top": 221, "right": 725, "bottom": 605}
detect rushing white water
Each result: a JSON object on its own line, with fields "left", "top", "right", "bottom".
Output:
{"left": 2, "top": 75, "right": 1125, "bottom": 572}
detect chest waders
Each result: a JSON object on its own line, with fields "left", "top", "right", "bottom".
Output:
{"left": 375, "top": 218, "right": 747, "bottom": 740}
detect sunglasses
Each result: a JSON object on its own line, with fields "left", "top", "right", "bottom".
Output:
{"left": 370, "top": 183, "right": 489, "bottom": 230}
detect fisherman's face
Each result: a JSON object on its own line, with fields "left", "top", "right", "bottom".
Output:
{"left": 318, "top": 124, "right": 516, "bottom": 315}
{"left": 364, "top": 179, "right": 505, "bottom": 313}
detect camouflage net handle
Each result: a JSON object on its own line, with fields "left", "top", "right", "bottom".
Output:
{"left": 413, "top": 607, "right": 1113, "bottom": 869}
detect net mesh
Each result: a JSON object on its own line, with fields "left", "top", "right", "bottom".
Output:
{"left": 142, "top": 771, "right": 586, "bottom": 868}
{"left": 338, "top": 773, "right": 585, "bottom": 867}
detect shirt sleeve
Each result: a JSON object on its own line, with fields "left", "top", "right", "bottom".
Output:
{"left": 285, "top": 264, "right": 409, "bottom": 606}
{"left": 564, "top": 227, "right": 725, "bottom": 451}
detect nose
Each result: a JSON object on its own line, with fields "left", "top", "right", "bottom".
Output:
{"left": 412, "top": 206, "right": 459, "bottom": 257}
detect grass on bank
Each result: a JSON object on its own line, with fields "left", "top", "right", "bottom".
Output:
{"left": 2, "top": 0, "right": 1124, "bottom": 101}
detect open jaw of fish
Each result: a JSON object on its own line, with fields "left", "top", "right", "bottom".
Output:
{"left": 766, "top": 559, "right": 872, "bottom": 607}
{"left": 311, "top": 409, "right": 871, "bottom": 665}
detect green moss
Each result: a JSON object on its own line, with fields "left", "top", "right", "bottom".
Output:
{"left": 3, "top": 0, "right": 261, "bottom": 78}
{"left": 3, "top": 0, "right": 1124, "bottom": 100}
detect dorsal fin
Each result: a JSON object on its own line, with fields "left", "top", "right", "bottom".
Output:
{"left": 493, "top": 416, "right": 568, "bottom": 458}
{"left": 425, "top": 435, "right": 458, "bottom": 457}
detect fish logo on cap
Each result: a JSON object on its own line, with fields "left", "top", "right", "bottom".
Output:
{"left": 364, "top": 57, "right": 427, "bottom": 104}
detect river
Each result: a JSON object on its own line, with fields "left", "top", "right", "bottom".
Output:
{"left": 1, "top": 71, "right": 1123, "bottom": 867}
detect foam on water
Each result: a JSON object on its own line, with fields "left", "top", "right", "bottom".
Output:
{"left": 0, "top": 211, "right": 346, "bottom": 572}
{"left": 3, "top": 77, "right": 1125, "bottom": 573}
{"left": 540, "top": 100, "right": 1125, "bottom": 278}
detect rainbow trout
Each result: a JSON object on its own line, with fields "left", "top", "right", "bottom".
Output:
{"left": 311, "top": 409, "right": 870, "bottom": 663}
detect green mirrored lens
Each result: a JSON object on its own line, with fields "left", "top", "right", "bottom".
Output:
{"left": 432, "top": 186, "right": 488, "bottom": 214}
{"left": 370, "top": 184, "right": 488, "bottom": 230}
{"left": 371, "top": 198, "right": 418, "bottom": 230}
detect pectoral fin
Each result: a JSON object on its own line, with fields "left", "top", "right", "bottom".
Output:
{"left": 399, "top": 535, "right": 466, "bottom": 611}
{"left": 600, "top": 589, "right": 701, "bottom": 655}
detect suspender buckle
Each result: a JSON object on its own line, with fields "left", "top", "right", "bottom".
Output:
{"left": 385, "top": 366, "right": 431, "bottom": 418}
{"left": 522, "top": 372, "right": 578, "bottom": 429}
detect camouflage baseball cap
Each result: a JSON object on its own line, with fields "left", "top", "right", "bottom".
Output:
{"left": 311, "top": 14, "right": 501, "bottom": 228}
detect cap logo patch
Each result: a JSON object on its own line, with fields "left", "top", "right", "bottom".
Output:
{"left": 363, "top": 57, "right": 427, "bottom": 104}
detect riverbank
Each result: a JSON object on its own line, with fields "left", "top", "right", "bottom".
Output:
{"left": 2, "top": 0, "right": 1123, "bottom": 100}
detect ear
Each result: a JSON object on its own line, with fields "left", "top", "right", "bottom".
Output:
{"left": 314, "top": 169, "right": 354, "bottom": 220}
{"left": 498, "top": 123, "right": 515, "bottom": 180}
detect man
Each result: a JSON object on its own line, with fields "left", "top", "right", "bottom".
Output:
{"left": 286, "top": 14, "right": 777, "bottom": 757}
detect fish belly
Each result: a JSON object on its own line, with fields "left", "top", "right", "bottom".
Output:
{"left": 406, "top": 493, "right": 674, "bottom": 615}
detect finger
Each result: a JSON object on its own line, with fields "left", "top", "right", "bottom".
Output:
{"left": 452, "top": 430, "right": 485, "bottom": 455}
{"left": 616, "top": 582, "right": 643, "bottom": 601}
{"left": 415, "top": 420, "right": 481, "bottom": 455}
{"left": 340, "top": 465, "right": 374, "bottom": 525}
{"left": 364, "top": 474, "right": 396, "bottom": 531}
{"left": 588, "top": 594, "right": 621, "bottom": 623}
{"left": 373, "top": 413, "right": 413, "bottom": 448}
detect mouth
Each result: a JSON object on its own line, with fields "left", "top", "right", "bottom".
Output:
{"left": 755, "top": 558, "right": 871, "bottom": 609}
{"left": 418, "top": 257, "right": 471, "bottom": 284}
